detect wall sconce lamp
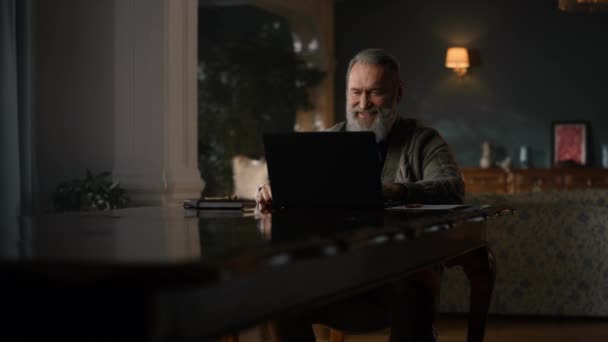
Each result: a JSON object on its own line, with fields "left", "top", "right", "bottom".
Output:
{"left": 445, "top": 47, "right": 470, "bottom": 77}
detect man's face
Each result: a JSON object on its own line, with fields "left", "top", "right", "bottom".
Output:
{"left": 345, "top": 62, "right": 402, "bottom": 142}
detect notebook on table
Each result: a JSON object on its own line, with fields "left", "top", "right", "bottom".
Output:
{"left": 263, "top": 131, "right": 384, "bottom": 211}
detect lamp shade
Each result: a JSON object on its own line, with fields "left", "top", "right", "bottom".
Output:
{"left": 445, "top": 47, "right": 469, "bottom": 68}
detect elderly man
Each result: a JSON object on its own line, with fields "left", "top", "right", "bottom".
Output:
{"left": 256, "top": 48, "right": 464, "bottom": 341}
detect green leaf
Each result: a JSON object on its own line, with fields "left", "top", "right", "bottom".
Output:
{"left": 51, "top": 170, "right": 130, "bottom": 212}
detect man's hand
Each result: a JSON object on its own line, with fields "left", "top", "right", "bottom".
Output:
{"left": 382, "top": 182, "right": 407, "bottom": 202}
{"left": 256, "top": 182, "right": 273, "bottom": 211}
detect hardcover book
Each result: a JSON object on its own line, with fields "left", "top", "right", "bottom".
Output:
{"left": 183, "top": 197, "right": 244, "bottom": 210}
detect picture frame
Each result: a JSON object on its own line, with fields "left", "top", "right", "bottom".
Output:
{"left": 551, "top": 121, "right": 590, "bottom": 167}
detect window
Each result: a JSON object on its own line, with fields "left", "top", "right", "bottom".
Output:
{"left": 197, "top": 4, "right": 324, "bottom": 196}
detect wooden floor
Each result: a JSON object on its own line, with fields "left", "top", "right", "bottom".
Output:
{"left": 437, "top": 316, "right": 608, "bottom": 342}
{"left": 235, "top": 315, "right": 608, "bottom": 342}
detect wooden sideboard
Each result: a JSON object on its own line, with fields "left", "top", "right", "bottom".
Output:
{"left": 461, "top": 167, "right": 608, "bottom": 194}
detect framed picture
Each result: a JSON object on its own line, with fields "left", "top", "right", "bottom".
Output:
{"left": 551, "top": 121, "right": 589, "bottom": 167}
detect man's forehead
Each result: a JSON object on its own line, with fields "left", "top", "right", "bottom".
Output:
{"left": 348, "top": 62, "right": 394, "bottom": 87}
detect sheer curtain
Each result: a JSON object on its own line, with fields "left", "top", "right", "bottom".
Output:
{"left": 1, "top": 0, "right": 32, "bottom": 257}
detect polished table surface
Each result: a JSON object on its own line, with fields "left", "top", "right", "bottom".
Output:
{"left": 0, "top": 205, "right": 510, "bottom": 341}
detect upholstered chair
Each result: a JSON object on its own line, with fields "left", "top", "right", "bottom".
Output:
{"left": 232, "top": 155, "right": 268, "bottom": 200}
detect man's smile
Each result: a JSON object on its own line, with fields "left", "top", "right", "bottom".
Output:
{"left": 355, "top": 111, "right": 378, "bottom": 127}
{"left": 356, "top": 111, "right": 376, "bottom": 118}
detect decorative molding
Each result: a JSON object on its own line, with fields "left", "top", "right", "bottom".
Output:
{"left": 163, "top": 0, "right": 205, "bottom": 203}
{"left": 113, "top": 0, "right": 204, "bottom": 206}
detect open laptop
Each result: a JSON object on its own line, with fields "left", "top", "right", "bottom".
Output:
{"left": 263, "top": 131, "right": 384, "bottom": 210}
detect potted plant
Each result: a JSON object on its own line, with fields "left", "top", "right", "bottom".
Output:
{"left": 52, "top": 170, "right": 129, "bottom": 212}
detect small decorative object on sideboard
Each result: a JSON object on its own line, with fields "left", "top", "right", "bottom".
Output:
{"left": 497, "top": 156, "right": 512, "bottom": 172}
{"left": 552, "top": 121, "right": 589, "bottom": 167}
{"left": 479, "top": 141, "right": 493, "bottom": 169}
{"left": 519, "top": 145, "right": 531, "bottom": 168}
{"left": 602, "top": 144, "right": 608, "bottom": 168}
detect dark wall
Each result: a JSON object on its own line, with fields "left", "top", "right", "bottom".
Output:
{"left": 33, "top": 0, "right": 115, "bottom": 210}
{"left": 335, "top": 0, "right": 608, "bottom": 167}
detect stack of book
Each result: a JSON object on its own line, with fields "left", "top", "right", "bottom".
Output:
{"left": 183, "top": 196, "right": 253, "bottom": 210}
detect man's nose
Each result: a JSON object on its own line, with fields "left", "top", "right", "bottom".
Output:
{"left": 359, "top": 93, "right": 370, "bottom": 110}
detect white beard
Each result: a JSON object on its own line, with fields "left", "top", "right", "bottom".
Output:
{"left": 345, "top": 105, "right": 397, "bottom": 143}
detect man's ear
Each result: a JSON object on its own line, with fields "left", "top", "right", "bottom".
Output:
{"left": 397, "top": 80, "right": 404, "bottom": 102}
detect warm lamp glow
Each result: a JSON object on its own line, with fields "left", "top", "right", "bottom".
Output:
{"left": 445, "top": 47, "right": 470, "bottom": 77}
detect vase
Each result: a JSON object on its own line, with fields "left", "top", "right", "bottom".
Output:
{"left": 519, "top": 145, "right": 530, "bottom": 168}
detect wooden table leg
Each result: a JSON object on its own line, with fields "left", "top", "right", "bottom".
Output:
{"left": 221, "top": 334, "right": 239, "bottom": 342}
{"left": 330, "top": 329, "right": 345, "bottom": 342}
{"left": 446, "top": 246, "right": 496, "bottom": 342}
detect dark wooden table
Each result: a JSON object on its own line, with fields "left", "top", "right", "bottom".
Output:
{"left": 0, "top": 205, "right": 510, "bottom": 342}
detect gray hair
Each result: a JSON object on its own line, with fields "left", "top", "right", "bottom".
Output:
{"left": 346, "top": 48, "right": 401, "bottom": 83}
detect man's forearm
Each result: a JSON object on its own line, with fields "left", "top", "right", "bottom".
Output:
{"left": 382, "top": 182, "right": 408, "bottom": 202}
{"left": 398, "top": 178, "right": 464, "bottom": 204}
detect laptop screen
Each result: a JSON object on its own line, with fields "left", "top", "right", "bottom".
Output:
{"left": 263, "top": 132, "right": 383, "bottom": 210}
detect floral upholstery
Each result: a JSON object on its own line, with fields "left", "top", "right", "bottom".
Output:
{"left": 440, "top": 189, "right": 608, "bottom": 317}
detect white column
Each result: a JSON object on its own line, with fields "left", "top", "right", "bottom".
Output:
{"left": 114, "top": 0, "right": 204, "bottom": 206}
